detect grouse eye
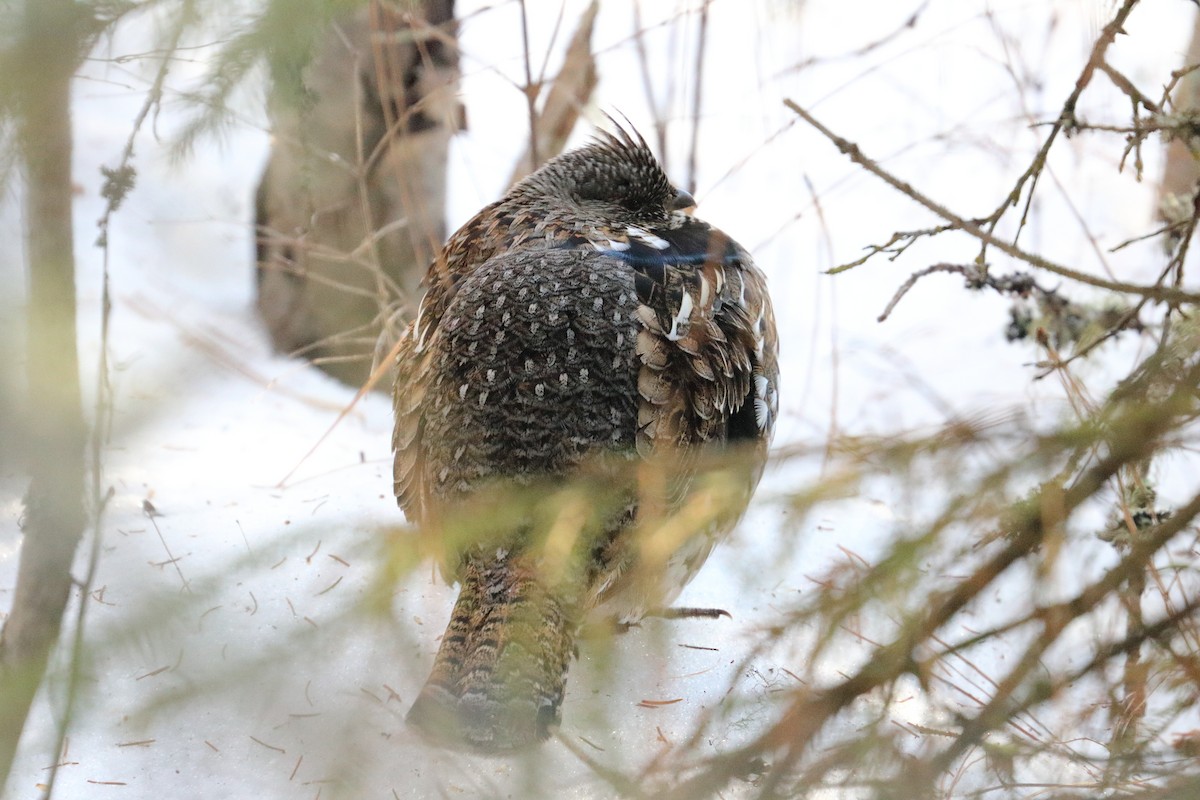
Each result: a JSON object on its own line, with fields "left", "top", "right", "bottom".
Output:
{"left": 573, "top": 175, "right": 612, "bottom": 203}
{"left": 575, "top": 177, "right": 645, "bottom": 211}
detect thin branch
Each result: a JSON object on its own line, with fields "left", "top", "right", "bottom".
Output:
{"left": 1100, "top": 60, "right": 1161, "bottom": 113}
{"left": 785, "top": 98, "right": 1200, "bottom": 306}
{"left": 632, "top": 1, "right": 668, "bottom": 158}
{"left": 877, "top": 263, "right": 983, "bottom": 322}
{"left": 517, "top": 0, "right": 540, "bottom": 169}
{"left": 985, "top": 0, "right": 1142, "bottom": 252}
{"left": 683, "top": 0, "right": 709, "bottom": 196}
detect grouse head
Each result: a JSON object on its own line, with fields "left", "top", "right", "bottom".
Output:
{"left": 514, "top": 125, "right": 696, "bottom": 226}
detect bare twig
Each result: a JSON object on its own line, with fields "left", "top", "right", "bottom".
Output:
{"left": 632, "top": 2, "right": 668, "bottom": 159}
{"left": 1100, "top": 60, "right": 1160, "bottom": 113}
{"left": 876, "top": 263, "right": 985, "bottom": 322}
{"left": 785, "top": 98, "right": 1200, "bottom": 306}
{"left": 507, "top": 0, "right": 599, "bottom": 185}
{"left": 683, "top": 0, "right": 709, "bottom": 196}
{"left": 517, "top": 0, "right": 540, "bottom": 169}
{"left": 985, "top": 0, "right": 1141, "bottom": 252}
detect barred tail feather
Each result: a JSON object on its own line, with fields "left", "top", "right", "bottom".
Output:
{"left": 407, "top": 552, "right": 580, "bottom": 752}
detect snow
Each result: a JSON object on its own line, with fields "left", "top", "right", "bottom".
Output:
{"left": 2, "top": 0, "right": 1198, "bottom": 797}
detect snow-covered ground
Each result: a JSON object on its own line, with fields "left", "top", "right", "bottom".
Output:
{"left": 2, "top": 0, "right": 1197, "bottom": 797}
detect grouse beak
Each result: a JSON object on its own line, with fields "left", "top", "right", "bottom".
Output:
{"left": 670, "top": 187, "right": 696, "bottom": 211}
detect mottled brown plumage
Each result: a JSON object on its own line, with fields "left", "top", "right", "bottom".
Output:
{"left": 393, "top": 124, "right": 778, "bottom": 752}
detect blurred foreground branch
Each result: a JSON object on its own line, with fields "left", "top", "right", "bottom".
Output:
{"left": 0, "top": 0, "right": 90, "bottom": 785}
{"left": 627, "top": 325, "right": 1200, "bottom": 797}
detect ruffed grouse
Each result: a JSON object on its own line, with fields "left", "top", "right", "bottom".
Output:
{"left": 393, "top": 124, "right": 778, "bottom": 751}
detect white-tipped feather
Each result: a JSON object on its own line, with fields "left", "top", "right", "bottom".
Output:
{"left": 626, "top": 226, "right": 670, "bottom": 250}
{"left": 754, "top": 397, "right": 770, "bottom": 429}
{"left": 666, "top": 292, "right": 694, "bottom": 341}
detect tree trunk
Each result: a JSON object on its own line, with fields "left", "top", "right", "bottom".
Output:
{"left": 0, "top": 0, "right": 88, "bottom": 784}
{"left": 255, "top": 0, "right": 461, "bottom": 388}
